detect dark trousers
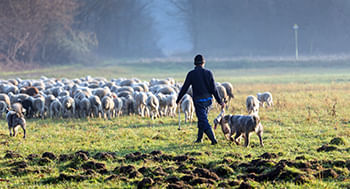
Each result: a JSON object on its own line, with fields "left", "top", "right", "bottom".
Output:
{"left": 194, "top": 100, "right": 217, "bottom": 143}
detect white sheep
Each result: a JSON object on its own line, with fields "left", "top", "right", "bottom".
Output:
{"left": 113, "top": 97, "right": 123, "bottom": 117}
{"left": 180, "top": 94, "right": 194, "bottom": 123}
{"left": 89, "top": 95, "right": 102, "bottom": 118}
{"left": 133, "top": 92, "right": 147, "bottom": 117}
{"left": 257, "top": 92, "right": 273, "bottom": 107}
{"left": 79, "top": 97, "right": 91, "bottom": 118}
{"left": 146, "top": 93, "right": 160, "bottom": 120}
{"left": 246, "top": 95, "right": 260, "bottom": 115}
{"left": 221, "top": 82, "right": 234, "bottom": 108}
{"left": 50, "top": 99, "right": 63, "bottom": 118}
{"left": 101, "top": 96, "right": 115, "bottom": 119}
{"left": 62, "top": 96, "right": 76, "bottom": 118}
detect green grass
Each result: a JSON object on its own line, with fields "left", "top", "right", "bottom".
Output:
{"left": 0, "top": 59, "right": 349, "bottom": 188}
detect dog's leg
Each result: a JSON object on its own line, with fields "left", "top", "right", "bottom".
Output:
{"left": 257, "top": 131, "right": 264, "bottom": 147}
{"left": 22, "top": 124, "right": 26, "bottom": 139}
{"left": 234, "top": 132, "right": 241, "bottom": 145}
{"left": 244, "top": 132, "right": 250, "bottom": 147}
{"left": 13, "top": 126, "right": 17, "bottom": 137}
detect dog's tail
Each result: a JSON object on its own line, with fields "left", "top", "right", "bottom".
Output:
{"left": 213, "top": 109, "right": 225, "bottom": 129}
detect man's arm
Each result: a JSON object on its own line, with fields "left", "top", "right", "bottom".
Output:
{"left": 208, "top": 71, "right": 223, "bottom": 105}
{"left": 176, "top": 72, "right": 191, "bottom": 104}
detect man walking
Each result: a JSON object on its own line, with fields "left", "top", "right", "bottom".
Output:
{"left": 176, "top": 54, "right": 225, "bottom": 145}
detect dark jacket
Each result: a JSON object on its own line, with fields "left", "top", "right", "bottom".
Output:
{"left": 176, "top": 66, "right": 222, "bottom": 104}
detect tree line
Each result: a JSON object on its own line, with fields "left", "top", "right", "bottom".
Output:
{"left": 0, "top": 0, "right": 161, "bottom": 66}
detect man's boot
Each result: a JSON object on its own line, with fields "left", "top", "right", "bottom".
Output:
{"left": 204, "top": 128, "right": 217, "bottom": 145}
{"left": 194, "top": 128, "right": 204, "bottom": 143}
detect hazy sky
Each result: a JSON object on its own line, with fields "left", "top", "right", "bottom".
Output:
{"left": 150, "top": 0, "right": 192, "bottom": 55}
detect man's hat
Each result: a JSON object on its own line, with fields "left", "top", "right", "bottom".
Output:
{"left": 194, "top": 54, "right": 205, "bottom": 65}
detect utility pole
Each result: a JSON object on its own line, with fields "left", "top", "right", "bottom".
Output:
{"left": 293, "top": 24, "right": 299, "bottom": 60}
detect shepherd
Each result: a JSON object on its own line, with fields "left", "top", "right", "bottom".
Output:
{"left": 176, "top": 54, "right": 225, "bottom": 145}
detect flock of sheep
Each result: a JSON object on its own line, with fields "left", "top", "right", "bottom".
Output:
{"left": 0, "top": 76, "right": 236, "bottom": 123}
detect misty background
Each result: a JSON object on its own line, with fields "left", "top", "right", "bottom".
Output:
{"left": 1, "top": 0, "right": 350, "bottom": 67}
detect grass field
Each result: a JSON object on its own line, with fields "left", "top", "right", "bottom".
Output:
{"left": 0, "top": 58, "right": 349, "bottom": 188}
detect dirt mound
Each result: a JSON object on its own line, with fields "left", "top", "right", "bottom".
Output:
{"left": 26, "top": 154, "right": 39, "bottom": 161}
{"left": 173, "top": 155, "right": 190, "bottom": 162}
{"left": 314, "top": 169, "right": 338, "bottom": 179}
{"left": 75, "top": 152, "right": 89, "bottom": 161}
{"left": 150, "top": 150, "right": 163, "bottom": 156}
{"left": 295, "top": 156, "right": 306, "bottom": 160}
{"left": 190, "top": 177, "right": 215, "bottom": 185}
{"left": 10, "top": 161, "right": 28, "bottom": 168}
{"left": 59, "top": 154, "right": 74, "bottom": 162}
{"left": 329, "top": 137, "right": 346, "bottom": 145}
{"left": 38, "top": 157, "right": 52, "bottom": 166}
{"left": 137, "top": 177, "right": 154, "bottom": 189}
{"left": 4, "top": 151, "right": 22, "bottom": 159}
{"left": 180, "top": 175, "right": 194, "bottom": 182}
{"left": 129, "top": 170, "right": 142, "bottom": 178}
{"left": 42, "top": 152, "right": 57, "bottom": 160}
{"left": 125, "top": 152, "right": 148, "bottom": 162}
{"left": 260, "top": 152, "right": 278, "bottom": 159}
{"left": 167, "top": 181, "right": 192, "bottom": 189}
{"left": 94, "top": 152, "right": 116, "bottom": 160}
{"left": 138, "top": 166, "right": 153, "bottom": 177}
{"left": 75, "top": 150, "right": 90, "bottom": 157}
{"left": 193, "top": 168, "right": 220, "bottom": 181}
{"left": 317, "top": 145, "right": 338, "bottom": 152}
{"left": 238, "top": 181, "right": 254, "bottom": 189}
{"left": 153, "top": 167, "right": 169, "bottom": 176}
{"left": 82, "top": 161, "right": 106, "bottom": 171}
{"left": 115, "top": 165, "right": 137, "bottom": 174}
{"left": 212, "top": 164, "right": 234, "bottom": 177}
{"left": 165, "top": 176, "right": 180, "bottom": 183}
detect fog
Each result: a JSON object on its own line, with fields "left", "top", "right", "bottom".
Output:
{"left": 1, "top": 0, "right": 350, "bottom": 66}
{"left": 152, "top": 0, "right": 350, "bottom": 57}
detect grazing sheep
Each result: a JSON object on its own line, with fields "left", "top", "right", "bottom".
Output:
{"left": 89, "top": 95, "right": 102, "bottom": 118}
{"left": 122, "top": 95, "right": 135, "bottom": 115}
{"left": 246, "top": 95, "right": 260, "bottom": 115}
{"left": 166, "top": 94, "right": 177, "bottom": 117}
{"left": 0, "top": 93, "right": 11, "bottom": 108}
{"left": 32, "top": 95, "right": 46, "bottom": 119}
{"left": 157, "top": 86, "right": 176, "bottom": 95}
{"left": 20, "top": 86, "right": 39, "bottom": 96}
{"left": 180, "top": 94, "right": 194, "bottom": 123}
{"left": 221, "top": 82, "right": 234, "bottom": 108}
{"left": 79, "top": 97, "right": 91, "bottom": 118}
{"left": 101, "top": 96, "right": 115, "bottom": 119}
{"left": 50, "top": 99, "right": 63, "bottom": 118}
{"left": 213, "top": 110, "right": 264, "bottom": 147}
{"left": 62, "top": 96, "right": 76, "bottom": 118}
{"left": 257, "top": 92, "right": 273, "bottom": 107}
{"left": 216, "top": 85, "right": 228, "bottom": 104}
{"left": 21, "top": 98, "right": 34, "bottom": 118}
{"left": 156, "top": 93, "right": 168, "bottom": 116}
{"left": 93, "top": 87, "right": 111, "bottom": 99}
{"left": 113, "top": 97, "right": 123, "bottom": 117}
{"left": 146, "top": 93, "right": 160, "bottom": 119}
{"left": 6, "top": 111, "right": 26, "bottom": 138}
{"left": 0, "top": 101, "right": 7, "bottom": 119}
{"left": 133, "top": 92, "right": 147, "bottom": 117}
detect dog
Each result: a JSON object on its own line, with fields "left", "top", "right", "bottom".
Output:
{"left": 6, "top": 110, "right": 26, "bottom": 139}
{"left": 214, "top": 110, "right": 263, "bottom": 147}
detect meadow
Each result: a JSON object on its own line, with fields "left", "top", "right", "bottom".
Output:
{"left": 0, "top": 58, "right": 349, "bottom": 188}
